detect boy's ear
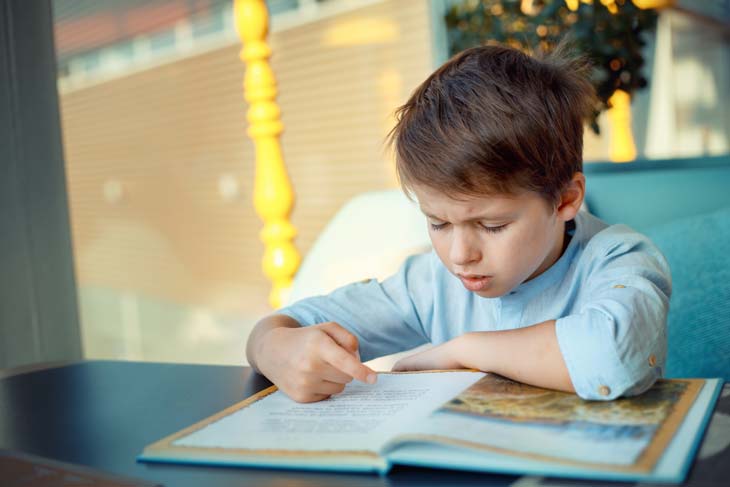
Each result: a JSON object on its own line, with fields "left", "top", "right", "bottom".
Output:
{"left": 556, "top": 172, "right": 585, "bottom": 221}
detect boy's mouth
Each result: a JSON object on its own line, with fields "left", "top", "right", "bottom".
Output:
{"left": 457, "top": 274, "right": 493, "bottom": 292}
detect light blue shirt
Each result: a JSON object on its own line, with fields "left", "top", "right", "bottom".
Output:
{"left": 280, "top": 211, "right": 671, "bottom": 401}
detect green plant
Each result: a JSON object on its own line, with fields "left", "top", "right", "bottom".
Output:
{"left": 445, "top": 0, "right": 658, "bottom": 133}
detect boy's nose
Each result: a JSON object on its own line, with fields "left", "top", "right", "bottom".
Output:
{"left": 449, "top": 230, "right": 481, "bottom": 266}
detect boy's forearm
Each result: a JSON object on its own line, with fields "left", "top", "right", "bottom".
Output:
{"left": 246, "top": 314, "right": 301, "bottom": 373}
{"left": 456, "top": 320, "right": 575, "bottom": 393}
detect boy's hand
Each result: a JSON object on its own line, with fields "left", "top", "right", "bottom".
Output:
{"left": 392, "top": 338, "right": 464, "bottom": 372}
{"left": 255, "top": 321, "right": 377, "bottom": 403}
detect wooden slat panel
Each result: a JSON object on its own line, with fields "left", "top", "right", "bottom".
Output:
{"left": 60, "top": 0, "right": 433, "bottom": 313}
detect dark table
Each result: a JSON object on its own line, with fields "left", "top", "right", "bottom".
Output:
{"left": 0, "top": 360, "right": 728, "bottom": 486}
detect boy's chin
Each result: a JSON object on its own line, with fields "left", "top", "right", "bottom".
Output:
{"left": 471, "top": 286, "right": 509, "bottom": 299}
{"left": 473, "top": 290, "right": 503, "bottom": 298}
{"left": 469, "top": 279, "right": 523, "bottom": 298}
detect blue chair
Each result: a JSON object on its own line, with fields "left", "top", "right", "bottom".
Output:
{"left": 584, "top": 154, "right": 730, "bottom": 381}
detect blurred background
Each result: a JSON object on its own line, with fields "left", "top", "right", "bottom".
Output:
{"left": 47, "top": 0, "right": 729, "bottom": 366}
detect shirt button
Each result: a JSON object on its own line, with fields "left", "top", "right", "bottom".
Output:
{"left": 598, "top": 385, "right": 611, "bottom": 396}
{"left": 613, "top": 284, "right": 626, "bottom": 289}
{"left": 648, "top": 354, "right": 657, "bottom": 367}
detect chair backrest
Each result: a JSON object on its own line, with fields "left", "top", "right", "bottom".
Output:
{"left": 585, "top": 154, "right": 730, "bottom": 380}
{"left": 644, "top": 206, "right": 730, "bottom": 380}
{"left": 583, "top": 154, "right": 730, "bottom": 233}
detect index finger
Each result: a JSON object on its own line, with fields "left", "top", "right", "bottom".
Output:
{"left": 321, "top": 338, "right": 377, "bottom": 384}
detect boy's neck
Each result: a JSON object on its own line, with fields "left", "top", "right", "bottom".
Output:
{"left": 526, "top": 220, "right": 571, "bottom": 283}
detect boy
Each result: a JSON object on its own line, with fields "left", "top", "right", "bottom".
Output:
{"left": 246, "top": 44, "right": 670, "bottom": 404}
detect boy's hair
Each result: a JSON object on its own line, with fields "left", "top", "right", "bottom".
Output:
{"left": 388, "top": 43, "right": 596, "bottom": 206}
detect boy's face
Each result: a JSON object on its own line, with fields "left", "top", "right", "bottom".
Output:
{"left": 413, "top": 183, "right": 578, "bottom": 298}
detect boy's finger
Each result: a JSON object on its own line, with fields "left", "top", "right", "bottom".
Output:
{"left": 321, "top": 340, "right": 377, "bottom": 385}
{"left": 320, "top": 367, "right": 354, "bottom": 385}
{"left": 319, "top": 322, "right": 359, "bottom": 355}
{"left": 315, "top": 380, "right": 347, "bottom": 396}
{"left": 289, "top": 392, "right": 331, "bottom": 404}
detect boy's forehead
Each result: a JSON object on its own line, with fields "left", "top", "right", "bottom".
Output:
{"left": 413, "top": 185, "right": 526, "bottom": 217}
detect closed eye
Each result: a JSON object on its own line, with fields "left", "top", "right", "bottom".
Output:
{"left": 480, "top": 223, "right": 508, "bottom": 234}
{"left": 430, "top": 222, "right": 508, "bottom": 233}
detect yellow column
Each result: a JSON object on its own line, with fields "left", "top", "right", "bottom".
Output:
{"left": 234, "top": 0, "right": 301, "bottom": 308}
{"left": 607, "top": 89, "right": 637, "bottom": 163}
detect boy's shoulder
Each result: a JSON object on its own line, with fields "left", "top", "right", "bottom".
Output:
{"left": 575, "top": 211, "right": 668, "bottom": 269}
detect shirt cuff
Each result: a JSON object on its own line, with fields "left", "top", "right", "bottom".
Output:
{"left": 555, "top": 312, "right": 639, "bottom": 400}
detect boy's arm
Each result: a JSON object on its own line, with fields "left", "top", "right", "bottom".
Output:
{"left": 395, "top": 230, "right": 671, "bottom": 400}
{"left": 246, "top": 314, "right": 377, "bottom": 403}
{"left": 246, "top": 253, "right": 436, "bottom": 403}
{"left": 393, "top": 320, "right": 575, "bottom": 393}
{"left": 272, "top": 253, "right": 434, "bottom": 362}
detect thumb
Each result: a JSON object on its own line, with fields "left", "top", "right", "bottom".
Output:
{"left": 319, "top": 322, "right": 360, "bottom": 356}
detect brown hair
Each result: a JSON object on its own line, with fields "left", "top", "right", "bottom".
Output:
{"left": 388, "top": 42, "right": 596, "bottom": 205}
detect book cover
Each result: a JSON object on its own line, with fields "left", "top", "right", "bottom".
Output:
{"left": 138, "top": 370, "right": 721, "bottom": 483}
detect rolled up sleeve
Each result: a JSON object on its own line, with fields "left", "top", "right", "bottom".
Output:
{"left": 278, "top": 253, "right": 434, "bottom": 361}
{"left": 555, "top": 232, "right": 671, "bottom": 400}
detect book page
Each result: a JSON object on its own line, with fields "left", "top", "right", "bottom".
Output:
{"left": 173, "top": 371, "right": 484, "bottom": 453}
{"left": 393, "top": 374, "right": 703, "bottom": 473}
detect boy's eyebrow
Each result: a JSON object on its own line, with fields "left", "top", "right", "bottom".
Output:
{"left": 419, "top": 208, "right": 513, "bottom": 222}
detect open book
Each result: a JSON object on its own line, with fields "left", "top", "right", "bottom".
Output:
{"left": 139, "top": 371, "right": 721, "bottom": 483}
